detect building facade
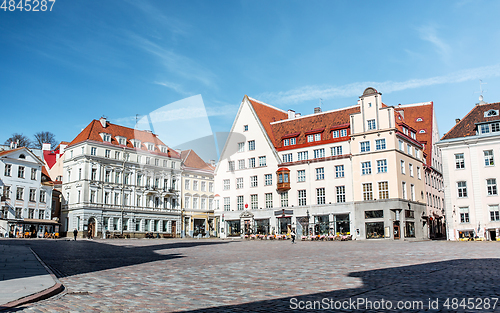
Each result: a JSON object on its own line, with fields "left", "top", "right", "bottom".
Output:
{"left": 438, "top": 100, "right": 500, "bottom": 240}
{"left": 180, "top": 149, "right": 215, "bottom": 237}
{"left": 61, "top": 117, "right": 182, "bottom": 238}
{"left": 215, "top": 88, "right": 429, "bottom": 240}
{"left": 0, "top": 147, "right": 56, "bottom": 237}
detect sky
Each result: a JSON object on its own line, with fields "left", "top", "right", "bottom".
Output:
{"left": 1, "top": 0, "right": 500, "bottom": 158}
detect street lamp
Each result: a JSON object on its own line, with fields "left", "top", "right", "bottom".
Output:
{"left": 306, "top": 209, "right": 310, "bottom": 236}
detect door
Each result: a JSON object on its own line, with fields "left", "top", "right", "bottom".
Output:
{"left": 244, "top": 220, "right": 251, "bottom": 235}
{"left": 393, "top": 223, "right": 400, "bottom": 240}
{"left": 490, "top": 230, "right": 496, "bottom": 241}
{"left": 88, "top": 218, "right": 95, "bottom": 238}
{"left": 171, "top": 221, "right": 176, "bottom": 236}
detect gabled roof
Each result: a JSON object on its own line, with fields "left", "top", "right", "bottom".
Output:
{"left": 0, "top": 147, "right": 24, "bottom": 158}
{"left": 395, "top": 102, "right": 434, "bottom": 166}
{"left": 181, "top": 149, "right": 215, "bottom": 172}
{"left": 441, "top": 102, "right": 500, "bottom": 140}
{"left": 0, "top": 147, "right": 45, "bottom": 165}
{"left": 247, "top": 97, "right": 288, "bottom": 145}
{"left": 68, "top": 119, "right": 180, "bottom": 159}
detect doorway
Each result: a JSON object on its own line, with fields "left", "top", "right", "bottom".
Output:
{"left": 490, "top": 230, "right": 496, "bottom": 241}
{"left": 171, "top": 221, "right": 176, "bottom": 236}
{"left": 244, "top": 220, "right": 252, "bottom": 235}
{"left": 393, "top": 222, "right": 400, "bottom": 240}
{"left": 88, "top": 218, "right": 96, "bottom": 239}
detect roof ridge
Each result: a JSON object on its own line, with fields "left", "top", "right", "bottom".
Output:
{"left": 397, "top": 101, "right": 433, "bottom": 108}
{"left": 270, "top": 104, "right": 360, "bottom": 125}
{"left": 247, "top": 96, "right": 288, "bottom": 113}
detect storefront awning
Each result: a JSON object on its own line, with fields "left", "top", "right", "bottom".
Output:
{"left": 21, "top": 219, "right": 60, "bottom": 225}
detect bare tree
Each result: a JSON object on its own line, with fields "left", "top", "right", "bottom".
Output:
{"left": 33, "top": 131, "right": 58, "bottom": 150}
{"left": 4, "top": 133, "right": 32, "bottom": 148}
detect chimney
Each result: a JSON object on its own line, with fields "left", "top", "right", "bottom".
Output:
{"left": 314, "top": 107, "right": 322, "bottom": 114}
{"left": 287, "top": 109, "right": 295, "bottom": 119}
{"left": 455, "top": 118, "right": 461, "bottom": 124}
{"left": 295, "top": 113, "right": 301, "bottom": 118}
{"left": 209, "top": 160, "right": 216, "bottom": 166}
{"left": 42, "top": 143, "right": 51, "bottom": 151}
{"left": 59, "top": 143, "right": 67, "bottom": 154}
{"left": 99, "top": 117, "right": 107, "bottom": 128}
{"left": 10, "top": 141, "right": 14, "bottom": 149}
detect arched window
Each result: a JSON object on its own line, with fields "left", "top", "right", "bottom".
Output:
{"left": 19, "top": 154, "right": 26, "bottom": 159}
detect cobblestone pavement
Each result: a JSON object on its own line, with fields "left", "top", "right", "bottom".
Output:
{"left": 3, "top": 239, "right": 500, "bottom": 312}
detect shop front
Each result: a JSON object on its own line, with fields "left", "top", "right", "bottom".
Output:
{"left": 226, "top": 220, "right": 241, "bottom": 237}
{"left": 314, "top": 215, "right": 329, "bottom": 235}
{"left": 274, "top": 209, "right": 293, "bottom": 235}
{"left": 8, "top": 219, "right": 60, "bottom": 238}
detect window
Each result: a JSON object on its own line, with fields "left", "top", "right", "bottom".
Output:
{"left": 419, "top": 130, "right": 426, "bottom": 133}
{"left": 282, "top": 153, "right": 292, "bottom": 163}
{"left": 402, "top": 182, "right": 407, "bottom": 199}
{"left": 340, "top": 129, "right": 347, "bottom": 137}
{"left": 248, "top": 140, "right": 255, "bottom": 151}
{"left": 31, "top": 168, "right": 37, "bottom": 180}
{"left": 244, "top": 125, "right": 248, "bottom": 132}
{"left": 410, "top": 132, "right": 416, "bottom": 139}
{"left": 366, "top": 222, "right": 384, "bottom": 239}
{"left": 378, "top": 181, "right": 389, "bottom": 199}
{"left": 223, "top": 197, "right": 230, "bottom": 211}
{"left": 297, "top": 170, "right": 305, "bottom": 182}
{"left": 400, "top": 160, "right": 405, "bottom": 174}
{"left": 490, "top": 205, "right": 500, "bottom": 221}
{"left": 280, "top": 192, "right": 288, "bottom": 207}
{"left": 115, "top": 172, "right": 121, "bottom": 184}
{"left": 297, "top": 151, "right": 308, "bottom": 160}
{"left": 375, "top": 139, "right": 386, "bottom": 150}
{"left": 192, "top": 197, "right": 198, "bottom": 209}
{"left": 146, "top": 157, "right": 151, "bottom": 165}
{"left": 409, "top": 163, "right": 414, "bottom": 177}
{"left": 163, "top": 160, "right": 168, "bottom": 167}
{"left": 402, "top": 127, "right": 408, "bottom": 135}
{"left": 259, "top": 156, "right": 266, "bottom": 167}
{"left": 290, "top": 137, "right": 296, "bottom": 145}
{"left": 314, "top": 133, "right": 321, "bottom": 141}
{"left": 480, "top": 124, "right": 490, "bottom": 134}
{"left": 457, "top": 181, "right": 467, "bottom": 198}
{"left": 363, "top": 183, "right": 373, "bottom": 201}
{"left": 29, "top": 189, "right": 36, "bottom": 202}
{"left": 335, "top": 165, "right": 344, "bottom": 178}
{"left": 265, "top": 193, "right": 273, "bottom": 208}
{"left": 417, "top": 167, "right": 421, "bottom": 180}
{"left": 298, "top": 190, "right": 307, "bottom": 206}
{"left": 16, "top": 187, "right": 23, "bottom": 200}
{"left": 332, "top": 130, "right": 339, "bottom": 138}
{"left": 91, "top": 147, "right": 96, "bottom": 156}
{"left": 283, "top": 139, "right": 290, "bottom": 146}
{"left": 487, "top": 179, "right": 497, "bottom": 195}
{"left": 39, "top": 190, "right": 46, "bottom": 203}
{"left": 185, "top": 179, "right": 190, "bottom": 190}
{"left": 492, "top": 122, "right": 500, "bottom": 132}
{"left": 455, "top": 153, "right": 465, "bottom": 169}
{"left": 228, "top": 161, "right": 235, "bottom": 171}
{"left": 336, "top": 186, "right": 345, "bottom": 203}
{"left": 399, "top": 140, "right": 404, "bottom": 151}
{"left": 223, "top": 179, "right": 230, "bottom": 190}
{"left": 193, "top": 180, "right": 198, "bottom": 191}
{"left": 307, "top": 134, "right": 314, "bottom": 142}
{"left": 4, "top": 164, "right": 11, "bottom": 176}
{"left": 365, "top": 210, "right": 383, "bottom": 219}
{"left": 484, "top": 150, "right": 494, "bottom": 166}
{"left": 377, "top": 160, "right": 387, "bottom": 173}
{"left": 238, "top": 159, "right": 245, "bottom": 170}
{"left": 316, "top": 167, "right": 324, "bottom": 180}
{"left": 264, "top": 174, "right": 272, "bottom": 186}
{"left": 313, "top": 148, "right": 325, "bottom": 159}
{"left": 209, "top": 182, "right": 214, "bottom": 192}
{"left": 407, "top": 144, "right": 412, "bottom": 155}
{"left": 361, "top": 161, "right": 371, "bottom": 175}
{"left": 18, "top": 166, "right": 25, "bottom": 178}
{"left": 105, "top": 150, "right": 110, "bottom": 158}
{"left": 367, "top": 119, "right": 376, "bottom": 130}
{"left": 360, "top": 141, "right": 370, "bottom": 152}
{"left": 236, "top": 178, "right": 243, "bottom": 189}
{"left": 238, "top": 142, "right": 244, "bottom": 152}
{"left": 28, "top": 208, "right": 34, "bottom": 219}
{"left": 102, "top": 133, "right": 111, "bottom": 142}
{"left": 201, "top": 181, "right": 206, "bottom": 192}
{"left": 248, "top": 158, "right": 256, "bottom": 168}
{"left": 411, "top": 184, "right": 415, "bottom": 201}
{"left": 316, "top": 188, "right": 325, "bottom": 205}
{"left": 251, "top": 194, "right": 258, "bottom": 210}
{"left": 331, "top": 146, "right": 342, "bottom": 156}
{"left": 250, "top": 176, "right": 258, "bottom": 187}
{"left": 460, "top": 207, "right": 470, "bottom": 223}
{"left": 147, "top": 143, "right": 154, "bottom": 151}
{"left": 237, "top": 196, "right": 244, "bottom": 210}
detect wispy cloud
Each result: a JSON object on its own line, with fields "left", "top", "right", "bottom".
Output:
{"left": 154, "top": 81, "right": 191, "bottom": 96}
{"left": 257, "top": 64, "right": 500, "bottom": 105}
{"left": 417, "top": 25, "right": 451, "bottom": 62}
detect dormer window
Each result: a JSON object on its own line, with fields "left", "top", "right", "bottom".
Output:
{"left": 147, "top": 143, "right": 154, "bottom": 151}
{"left": 419, "top": 130, "right": 426, "bottom": 133}
{"left": 130, "top": 139, "right": 141, "bottom": 148}
{"left": 283, "top": 139, "right": 289, "bottom": 146}
{"left": 491, "top": 122, "right": 500, "bottom": 132}
{"left": 480, "top": 124, "right": 490, "bottom": 134}
{"left": 410, "top": 132, "right": 416, "bottom": 139}
{"left": 160, "top": 146, "right": 167, "bottom": 153}
{"left": 416, "top": 118, "right": 423, "bottom": 122}
{"left": 102, "top": 133, "right": 111, "bottom": 142}
{"left": 484, "top": 109, "right": 499, "bottom": 117}
{"left": 116, "top": 137, "right": 127, "bottom": 145}
{"left": 402, "top": 127, "right": 408, "bottom": 135}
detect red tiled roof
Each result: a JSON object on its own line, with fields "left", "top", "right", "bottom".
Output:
{"left": 68, "top": 119, "right": 180, "bottom": 159}
{"left": 247, "top": 97, "right": 288, "bottom": 145}
{"left": 181, "top": 149, "right": 215, "bottom": 171}
{"left": 395, "top": 102, "right": 434, "bottom": 166}
{"left": 441, "top": 102, "right": 500, "bottom": 140}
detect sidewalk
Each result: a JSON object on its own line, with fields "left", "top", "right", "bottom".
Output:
{"left": 0, "top": 244, "right": 64, "bottom": 311}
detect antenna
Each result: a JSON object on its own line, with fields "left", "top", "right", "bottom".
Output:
{"left": 135, "top": 114, "right": 140, "bottom": 126}
{"left": 319, "top": 98, "right": 323, "bottom": 110}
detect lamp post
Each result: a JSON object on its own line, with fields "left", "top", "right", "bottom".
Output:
{"left": 306, "top": 209, "right": 310, "bottom": 236}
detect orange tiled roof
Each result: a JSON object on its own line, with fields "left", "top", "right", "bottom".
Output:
{"left": 441, "top": 102, "right": 500, "bottom": 140}
{"left": 395, "top": 102, "right": 434, "bottom": 166}
{"left": 181, "top": 149, "right": 214, "bottom": 171}
{"left": 0, "top": 147, "right": 24, "bottom": 157}
{"left": 247, "top": 97, "right": 288, "bottom": 145}
{"left": 68, "top": 119, "right": 180, "bottom": 159}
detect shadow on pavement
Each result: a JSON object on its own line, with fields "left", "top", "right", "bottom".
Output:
{"left": 183, "top": 258, "right": 500, "bottom": 312}
{"left": 0, "top": 240, "right": 228, "bottom": 279}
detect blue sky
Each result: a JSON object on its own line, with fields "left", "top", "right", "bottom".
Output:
{"left": 1, "top": 0, "right": 500, "bottom": 154}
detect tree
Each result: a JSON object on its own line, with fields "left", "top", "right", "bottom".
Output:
{"left": 4, "top": 133, "right": 32, "bottom": 148}
{"left": 33, "top": 131, "right": 58, "bottom": 150}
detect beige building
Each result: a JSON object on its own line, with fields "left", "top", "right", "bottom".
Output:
{"left": 180, "top": 149, "right": 215, "bottom": 238}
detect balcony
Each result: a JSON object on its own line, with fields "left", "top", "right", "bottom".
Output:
{"left": 276, "top": 168, "right": 290, "bottom": 191}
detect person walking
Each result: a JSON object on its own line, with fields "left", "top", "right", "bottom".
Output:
{"left": 291, "top": 229, "right": 296, "bottom": 244}
{"left": 73, "top": 228, "right": 78, "bottom": 241}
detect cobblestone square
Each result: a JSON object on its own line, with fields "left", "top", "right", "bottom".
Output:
{"left": 7, "top": 239, "right": 500, "bottom": 312}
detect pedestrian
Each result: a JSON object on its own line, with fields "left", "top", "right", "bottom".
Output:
{"left": 291, "top": 229, "right": 296, "bottom": 244}
{"left": 73, "top": 228, "right": 78, "bottom": 241}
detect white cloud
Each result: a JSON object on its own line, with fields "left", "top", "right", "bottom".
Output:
{"left": 417, "top": 25, "right": 451, "bottom": 62}
{"left": 154, "top": 81, "right": 191, "bottom": 96}
{"left": 257, "top": 64, "right": 500, "bottom": 105}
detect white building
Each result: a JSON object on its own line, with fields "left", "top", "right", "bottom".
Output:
{"left": 0, "top": 147, "right": 55, "bottom": 237}
{"left": 61, "top": 117, "right": 182, "bottom": 238}
{"left": 215, "top": 88, "right": 429, "bottom": 240}
{"left": 438, "top": 100, "right": 500, "bottom": 240}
